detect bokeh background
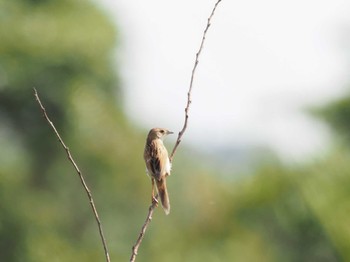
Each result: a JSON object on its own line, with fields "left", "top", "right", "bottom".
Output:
{"left": 1, "top": 0, "right": 350, "bottom": 261}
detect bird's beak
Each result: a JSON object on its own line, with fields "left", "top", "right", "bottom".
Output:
{"left": 167, "top": 130, "right": 174, "bottom": 135}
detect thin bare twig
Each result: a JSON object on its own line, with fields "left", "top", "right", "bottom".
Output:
{"left": 130, "top": 197, "right": 158, "bottom": 262}
{"left": 33, "top": 88, "right": 111, "bottom": 262}
{"left": 130, "top": 1, "right": 223, "bottom": 261}
{"left": 170, "top": 0, "right": 222, "bottom": 162}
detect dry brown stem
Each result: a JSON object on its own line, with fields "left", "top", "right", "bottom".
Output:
{"left": 170, "top": 0, "right": 222, "bottom": 162}
{"left": 129, "top": 196, "right": 159, "bottom": 262}
{"left": 33, "top": 88, "right": 111, "bottom": 262}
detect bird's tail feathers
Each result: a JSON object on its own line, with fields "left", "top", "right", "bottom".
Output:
{"left": 156, "top": 178, "right": 170, "bottom": 215}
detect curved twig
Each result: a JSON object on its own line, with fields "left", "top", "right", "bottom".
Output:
{"left": 170, "top": 0, "right": 222, "bottom": 162}
{"left": 33, "top": 88, "right": 111, "bottom": 262}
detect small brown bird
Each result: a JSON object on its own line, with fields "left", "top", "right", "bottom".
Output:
{"left": 144, "top": 128, "right": 173, "bottom": 215}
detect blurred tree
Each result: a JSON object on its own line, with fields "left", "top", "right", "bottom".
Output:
{"left": 0, "top": 0, "right": 119, "bottom": 185}
{"left": 298, "top": 151, "right": 350, "bottom": 261}
{"left": 312, "top": 94, "right": 350, "bottom": 145}
{"left": 0, "top": 0, "right": 130, "bottom": 261}
{"left": 0, "top": 0, "right": 348, "bottom": 261}
{"left": 307, "top": 92, "right": 350, "bottom": 260}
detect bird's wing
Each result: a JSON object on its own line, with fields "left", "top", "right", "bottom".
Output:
{"left": 148, "top": 140, "right": 168, "bottom": 181}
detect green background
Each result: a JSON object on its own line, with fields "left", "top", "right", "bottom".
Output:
{"left": 0, "top": 0, "right": 349, "bottom": 261}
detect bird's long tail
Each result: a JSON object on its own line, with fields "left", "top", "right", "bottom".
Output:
{"left": 156, "top": 178, "right": 170, "bottom": 215}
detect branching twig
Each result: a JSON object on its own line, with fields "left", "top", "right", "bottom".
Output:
{"left": 170, "top": 0, "right": 222, "bottom": 162}
{"left": 33, "top": 88, "right": 111, "bottom": 262}
{"left": 130, "top": 1, "right": 223, "bottom": 261}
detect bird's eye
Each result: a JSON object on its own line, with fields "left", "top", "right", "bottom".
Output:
{"left": 160, "top": 130, "right": 165, "bottom": 133}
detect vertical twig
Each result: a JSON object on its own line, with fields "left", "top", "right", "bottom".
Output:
{"left": 33, "top": 88, "right": 111, "bottom": 262}
{"left": 130, "top": 1, "right": 223, "bottom": 261}
{"left": 170, "top": 0, "right": 222, "bottom": 162}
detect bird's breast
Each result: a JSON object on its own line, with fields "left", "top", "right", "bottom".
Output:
{"left": 165, "top": 157, "right": 171, "bottom": 175}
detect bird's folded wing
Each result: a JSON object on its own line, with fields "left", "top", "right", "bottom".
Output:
{"left": 149, "top": 141, "right": 168, "bottom": 181}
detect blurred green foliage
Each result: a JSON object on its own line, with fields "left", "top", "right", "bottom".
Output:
{"left": 0, "top": 0, "right": 349, "bottom": 261}
{"left": 313, "top": 95, "right": 350, "bottom": 144}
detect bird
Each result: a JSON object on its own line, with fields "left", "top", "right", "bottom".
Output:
{"left": 144, "top": 127, "right": 173, "bottom": 215}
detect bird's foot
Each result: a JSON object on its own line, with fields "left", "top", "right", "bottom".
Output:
{"left": 152, "top": 196, "right": 159, "bottom": 206}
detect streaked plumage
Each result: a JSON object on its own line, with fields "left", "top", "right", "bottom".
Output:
{"left": 144, "top": 128, "right": 173, "bottom": 215}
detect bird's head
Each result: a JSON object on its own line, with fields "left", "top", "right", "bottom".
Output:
{"left": 148, "top": 128, "right": 174, "bottom": 140}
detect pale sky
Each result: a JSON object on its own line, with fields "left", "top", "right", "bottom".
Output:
{"left": 98, "top": 0, "right": 350, "bottom": 161}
